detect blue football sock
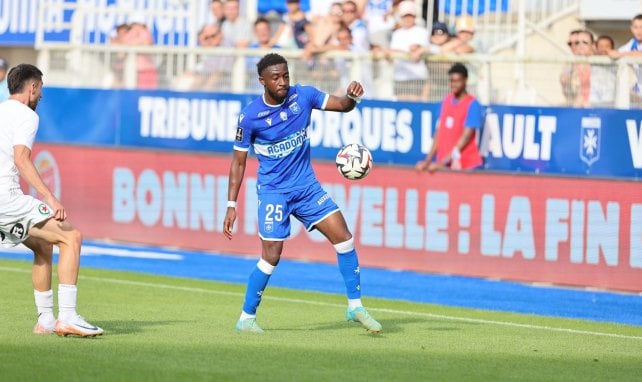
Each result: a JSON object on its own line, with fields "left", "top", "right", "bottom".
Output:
{"left": 337, "top": 248, "right": 361, "bottom": 299}
{"left": 242, "top": 259, "right": 275, "bottom": 315}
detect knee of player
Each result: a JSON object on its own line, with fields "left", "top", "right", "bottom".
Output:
{"left": 34, "top": 241, "right": 54, "bottom": 258}
{"left": 63, "top": 227, "right": 83, "bottom": 246}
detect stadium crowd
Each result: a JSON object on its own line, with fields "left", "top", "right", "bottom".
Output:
{"left": 107, "top": 0, "right": 642, "bottom": 108}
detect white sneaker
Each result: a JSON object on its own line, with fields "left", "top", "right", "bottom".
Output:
{"left": 54, "top": 315, "right": 104, "bottom": 337}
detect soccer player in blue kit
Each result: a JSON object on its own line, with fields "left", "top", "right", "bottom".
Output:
{"left": 223, "top": 53, "right": 382, "bottom": 334}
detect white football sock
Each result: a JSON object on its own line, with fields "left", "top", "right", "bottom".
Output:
{"left": 239, "top": 311, "right": 256, "bottom": 320}
{"left": 58, "top": 284, "right": 78, "bottom": 322}
{"left": 348, "top": 298, "right": 363, "bottom": 309}
{"left": 34, "top": 289, "right": 55, "bottom": 328}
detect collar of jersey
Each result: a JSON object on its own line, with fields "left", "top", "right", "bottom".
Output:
{"left": 262, "top": 93, "right": 286, "bottom": 108}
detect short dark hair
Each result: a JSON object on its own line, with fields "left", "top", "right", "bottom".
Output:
{"left": 257, "top": 53, "right": 288, "bottom": 76}
{"left": 254, "top": 16, "right": 270, "bottom": 27}
{"left": 448, "top": 62, "right": 468, "bottom": 78}
{"left": 633, "top": 14, "right": 642, "bottom": 23}
{"left": 7, "top": 64, "right": 42, "bottom": 95}
{"left": 597, "top": 35, "right": 615, "bottom": 49}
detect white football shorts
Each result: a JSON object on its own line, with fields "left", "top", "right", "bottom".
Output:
{"left": 0, "top": 193, "right": 53, "bottom": 248}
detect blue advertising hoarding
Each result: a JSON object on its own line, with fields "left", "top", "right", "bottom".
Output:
{"left": 36, "top": 87, "right": 642, "bottom": 180}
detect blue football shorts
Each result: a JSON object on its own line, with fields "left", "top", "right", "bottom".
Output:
{"left": 257, "top": 181, "right": 340, "bottom": 241}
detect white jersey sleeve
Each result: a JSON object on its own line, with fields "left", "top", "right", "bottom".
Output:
{"left": 12, "top": 113, "right": 39, "bottom": 150}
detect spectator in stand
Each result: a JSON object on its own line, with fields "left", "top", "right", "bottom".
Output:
{"left": 247, "top": 17, "right": 280, "bottom": 93}
{"left": 108, "top": 22, "right": 130, "bottom": 88}
{"left": 363, "top": 0, "right": 395, "bottom": 50}
{"left": 341, "top": 1, "right": 370, "bottom": 53}
{"left": 608, "top": 14, "right": 642, "bottom": 105}
{"left": 340, "top": 0, "right": 374, "bottom": 95}
{"left": 596, "top": 35, "right": 614, "bottom": 56}
{"left": 174, "top": 23, "right": 233, "bottom": 91}
{"left": 309, "top": 2, "right": 343, "bottom": 49}
{"left": 416, "top": 63, "right": 483, "bottom": 173}
{"left": 572, "top": 30, "right": 594, "bottom": 108}
{"left": 272, "top": 0, "right": 313, "bottom": 49}
{"left": 0, "top": 58, "right": 10, "bottom": 102}
{"left": 209, "top": 0, "right": 225, "bottom": 25}
{"left": 560, "top": 29, "right": 582, "bottom": 106}
{"left": 441, "top": 15, "right": 478, "bottom": 54}
{"left": 578, "top": 31, "right": 616, "bottom": 108}
{"left": 221, "top": 0, "right": 253, "bottom": 48}
{"left": 195, "top": 23, "right": 234, "bottom": 91}
{"left": 304, "top": 24, "right": 354, "bottom": 95}
{"left": 559, "top": 31, "right": 615, "bottom": 108}
{"left": 385, "top": 1, "right": 429, "bottom": 101}
{"left": 124, "top": 14, "right": 158, "bottom": 89}
{"left": 421, "top": 21, "right": 453, "bottom": 101}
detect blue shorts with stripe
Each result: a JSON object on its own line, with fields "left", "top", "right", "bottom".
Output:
{"left": 257, "top": 181, "right": 339, "bottom": 241}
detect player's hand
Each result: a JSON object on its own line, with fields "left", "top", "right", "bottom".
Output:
{"left": 346, "top": 81, "right": 364, "bottom": 99}
{"left": 428, "top": 162, "right": 444, "bottom": 174}
{"left": 223, "top": 208, "right": 237, "bottom": 240}
{"left": 415, "top": 160, "right": 430, "bottom": 172}
{"left": 44, "top": 195, "right": 66, "bottom": 221}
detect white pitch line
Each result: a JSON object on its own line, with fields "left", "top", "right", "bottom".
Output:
{"left": 2, "top": 265, "right": 642, "bottom": 341}
{"left": 1, "top": 244, "right": 183, "bottom": 260}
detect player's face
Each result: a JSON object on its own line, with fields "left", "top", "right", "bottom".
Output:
{"left": 260, "top": 63, "right": 290, "bottom": 105}
{"left": 28, "top": 79, "right": 43, "bottom": 111}
{"left": 449, "top": 73, "right": 466, "bottom": 95}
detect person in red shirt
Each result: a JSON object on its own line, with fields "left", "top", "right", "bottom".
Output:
{"left": 416, "top": 63, "right": 483, "bottom": 173}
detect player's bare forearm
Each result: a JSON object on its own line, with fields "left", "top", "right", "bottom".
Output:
{"left": 14, "top": 145, "right": 66, "bottom": 220}
{"left": 14, "top": 146, "right": 53, "bottom": 199}
{"left": 224, "top": 150, "right": 248, "bottom": 240}
{"left": 227, "top": 150, "right": 248, "bottom": 203}
{"left": 325, "top": 81, "right": 364, "bottom": 112}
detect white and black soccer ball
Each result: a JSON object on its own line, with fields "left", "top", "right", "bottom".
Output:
{"left": 335, "top": 143, "right": 373, "bottom": 180}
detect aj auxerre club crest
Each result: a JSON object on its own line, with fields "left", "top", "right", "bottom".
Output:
{"left": 264, "top": 222, "right": 273, "bottom": 233}
{"left": 580, "top": 116, "right": 601, "bottom": 166}
{"left": 289, "top": 102, "right": 300, "bottom": 114}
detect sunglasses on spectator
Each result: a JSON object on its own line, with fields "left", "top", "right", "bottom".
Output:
{"left": 567, "top": 40, "right": 591, "bottom": 46}
{"left": 342, "top": 8, "right": 356, "bottom": 13}
{"left": 203, "top": 32, "right": 220, "bottom": 40}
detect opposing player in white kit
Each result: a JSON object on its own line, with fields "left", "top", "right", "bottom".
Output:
{"left": 0, "top": 64, "right": 103, "bottom": 337}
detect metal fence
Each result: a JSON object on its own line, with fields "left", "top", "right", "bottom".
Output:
{"left": 36, "top": 44, "right": 642, "bottom": 109}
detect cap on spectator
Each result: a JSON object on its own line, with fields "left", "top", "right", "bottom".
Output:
{"left": 0, "top": 58, "right": 8, "bottom": 71}
{"left": 432, "top": 22, "right": 449, "bottom": 35}
{"left": 456, "top": 16, "right": 475, "bottom": 33}
{"left": 129, "top": 12, "right": 147, "bottom": 26}
{"left": 397, "top": 1, "right": 417, "bottom": 17}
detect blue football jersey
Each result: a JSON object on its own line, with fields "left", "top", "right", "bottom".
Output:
{"left": 234, "top": 84, "right": 329, "bottom": 193}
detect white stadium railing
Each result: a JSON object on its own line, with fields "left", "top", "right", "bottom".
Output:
{"left": 33, "top": 0, "right": 641, "bottom": 109}
{"left": 34, "top": 43, "right": 641, "bottom": 109}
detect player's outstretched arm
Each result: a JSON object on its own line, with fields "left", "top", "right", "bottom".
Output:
{"left": 324, "top": 81, "right": 364, "bottom": 112}
{"left": 223, "top": 149, "right": 248, "bottom": 240}
{"left": 13, "top": 145, "right": 66, "bottom": 220}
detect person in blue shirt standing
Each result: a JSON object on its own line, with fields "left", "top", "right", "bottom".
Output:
{"left": 223, "top": 53, "right": 382, "bottom": 334}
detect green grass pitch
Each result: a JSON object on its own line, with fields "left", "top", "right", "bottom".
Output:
{"left": 1, "top": 258, "right": 641, "bottom": 381}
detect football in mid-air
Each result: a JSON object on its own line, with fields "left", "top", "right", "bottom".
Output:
{"left": 335, "top": 143, "right": 373, "bottom": 180}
